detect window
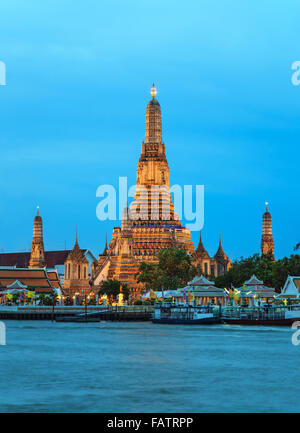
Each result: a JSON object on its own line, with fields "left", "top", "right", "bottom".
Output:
{"left": 204, "top": 263, "right": 208, "bottom": 275}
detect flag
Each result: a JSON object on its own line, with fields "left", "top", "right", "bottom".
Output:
{"left": 150, "top": 289, "right": 157, "bottom": 300}
{"left": 233, "top": 289, "right": 240, "bottom": 301}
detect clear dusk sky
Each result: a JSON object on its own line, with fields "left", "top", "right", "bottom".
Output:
{"left": 0, "top": 0, "right": 299, "bottom": 260}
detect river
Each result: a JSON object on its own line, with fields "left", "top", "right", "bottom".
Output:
{"left": 0, "top": 321, "right": 299, "bottom": 412}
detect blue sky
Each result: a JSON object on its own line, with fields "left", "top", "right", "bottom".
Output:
{"left": 0, "top": 0, "right": 299, "bottom": 260}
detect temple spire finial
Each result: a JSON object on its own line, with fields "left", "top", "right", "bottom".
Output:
{"left": 265, "top": 201, "right": 269, "bottom": 211}
{"left": 37, "top": 205, "right": 39, "bottom": 215}
{"left": 151, "top": 83, "right": 157, "bottom": 99}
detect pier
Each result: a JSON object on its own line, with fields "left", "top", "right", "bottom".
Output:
{"left": 0, "top": 305, "right": 154, "bottom": 321}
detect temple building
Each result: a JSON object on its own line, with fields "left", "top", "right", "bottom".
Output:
{"left": 28, "top": 207, "right": 46, "bottom": 269}
{"left": 193, "top": 232, "right": 231, "bottom": 277}
{"left": 92, "top": 85, "right": 231, "bottom": 298}
{"left": 0, "top": 267, "right": 63, "bottom": 295}
{"left": 63, "top": 233, "right": 91, "bottom": 297}
{"left": 261, "top": 202, "right": 275, "bottom": 259}
{"left": 0, "top": 209, "right": 96, "bottom": 287}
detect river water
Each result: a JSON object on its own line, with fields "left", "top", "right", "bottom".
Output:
{"left": 0, "top": 320, "right": 299, "bottom": 413}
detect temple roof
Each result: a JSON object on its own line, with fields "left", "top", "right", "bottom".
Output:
{"left": 188, "top": 275, "right": 215, "bottom": 287}
{"left": 244, "top": 274, "right": 264, "bottom": 286}
{"left": 0, "top": 250, "right": 89, "bottom": 268}
{"left": 102, "top": 234, "right": 109, "bottom": 256}
{"left": 0, "top": 267, "right": 61, "bottom": 294}
{"left": 179, "top": 275, "right": 225, "bottom": 296}
{"left": 195, "top": 232, "right": 210, "bottom": 259}
{"left": 67, "top": 234, "right": 87, "bottom": 262}
{"left": 214, "top": 235, "right": 228, "bottom": 260}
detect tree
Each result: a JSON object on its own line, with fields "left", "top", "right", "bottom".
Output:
{"left": 294, "top": 243, "right": 300, "bottom": 251}
{"left": 135, "top": 262, "right": 163, "bottom": 291}
{"left": 215, "top": 253, "right": 300, "bottom": 292}
{"left": 98, "top": 279, "right": 129, "bottom": 303}
{"left": 136, "top": 248, "right": 195, "bottom": 291}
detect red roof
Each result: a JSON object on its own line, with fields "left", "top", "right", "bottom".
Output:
{"left": 0, "top": 250, "right": 87, "bottom": 268}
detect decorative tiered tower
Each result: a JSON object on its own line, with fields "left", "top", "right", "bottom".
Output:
{"left": 92, "top": 85, "right": 194, "bottom": 298}
{"left": 28, "top": 206, "right": 46, "bottom": 269}
{"left": 129, "top": 83, "right": 194, "bottom": 256}
{"left": 261, "top": 202, "right": 275, "bottom": 259}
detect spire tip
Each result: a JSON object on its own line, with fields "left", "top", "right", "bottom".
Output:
{"left": 151, "top": 83, "right": 157, "bottom": 98}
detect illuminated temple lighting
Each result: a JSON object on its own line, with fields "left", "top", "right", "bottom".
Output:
{"left": 150, "top": 83, "right": 157, "bottom": 98}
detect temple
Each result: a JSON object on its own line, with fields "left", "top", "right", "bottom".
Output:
{"left": 261, "top": 202, "right": 275, "bottom": 259}
{"left": 193, "top": 232, "right": 231, "bottom": 277}
{"left": 91, "top": 85, "right": 230, "bottom": 298}
{"left": 28, "top": 206, "right": 46, "bottom": 269}
{"left": 63, "top": 231, "right": 91, "bottom": 297}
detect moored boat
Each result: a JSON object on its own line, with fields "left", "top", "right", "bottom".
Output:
{"left": 222, "top": 304, "right": 300, "bottom": 326}
{"left": 152, "top": 303, "right": 221, "bottom": 324}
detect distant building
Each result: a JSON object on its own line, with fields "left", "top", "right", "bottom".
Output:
{"left": 28, "top": 207, "right": 46, "bottom": 269}
{"left": 63, "top": 233, "right": 91, "bottom": 298}
{"left": 193, "top": 233, "right": 231, "bottom": 277}
{"left": 0, "top": 209, "right": 96, "bottom": 286}
{"left": 237, "top": 275, "right": 276, "bottom": 305}
{"left": 91, "top": 85, "right": 231, "bottom": 299}
{"left": 278, "top": 276, "right": 300, "bottom": 299}
{"left": 261, "top": 202, "right": 275, "bottom": 259}
{"left": 0, "top": 267, "right": 62, "bottom": 295}
{"left": 180, "top": 275, "right": 226, "bottom": 305}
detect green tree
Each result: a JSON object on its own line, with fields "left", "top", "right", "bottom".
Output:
{"left": 215, "top": 253, "right": 300, "bottom": 293}
{"left": 136, "top": 248, "right": 195, "bottom": 291}
{"left": 98, "top": 279, "right": 129, "bottom": 303}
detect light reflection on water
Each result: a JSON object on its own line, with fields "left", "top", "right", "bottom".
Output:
{"left": 0, "top": 320, "right": 298, "bottom": 413}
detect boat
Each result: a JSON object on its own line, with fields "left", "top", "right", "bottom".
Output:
{"left": 152, "top": 303, "right": 221, "bottom": 324}
{"left": 222, "top": 304, "right": 300, "bottom": 326}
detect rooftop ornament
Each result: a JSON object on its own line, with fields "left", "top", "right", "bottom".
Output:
{"left": 151, "top": 83, "right": 157, "bottom": 98}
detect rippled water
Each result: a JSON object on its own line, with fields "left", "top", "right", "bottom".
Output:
{"left": 0, "top": 320, "right": 299, "bottom": 413}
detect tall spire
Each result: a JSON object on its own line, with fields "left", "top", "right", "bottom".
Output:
{"left": 69, "top": 230, "right": 84, "bottom": 260}
{"left": 196, "top": 231, "right": 210, "bottom": 258}
{"left": 121, "top": 204, "right": 132, "bottom": 232}
{"left": 28, "top": 206, "right": 46, "bottom": 268}
{"left": 214, "top": 233, "right": 227, "bottom": 259}
{"left": 145, "top": 83, "right": 162, "bottom": 144}
{"left": 75, "top": 225, "right": 78, "bottom": 245}
{"left": 261, "top": 201, "right": 275, "bottom": 259}
{"left": 102, "top": 233, "right": 109, "bottom": 256}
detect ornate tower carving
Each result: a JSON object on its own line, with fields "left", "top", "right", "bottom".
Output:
{"left": 261, "top": 202, "right": 275, "bottom": 259}
{"left": 63, "top": 231, "right": 90, "bottom": 297}
{"left": 28, "top": 206, "right": 46, "bottom": 269}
